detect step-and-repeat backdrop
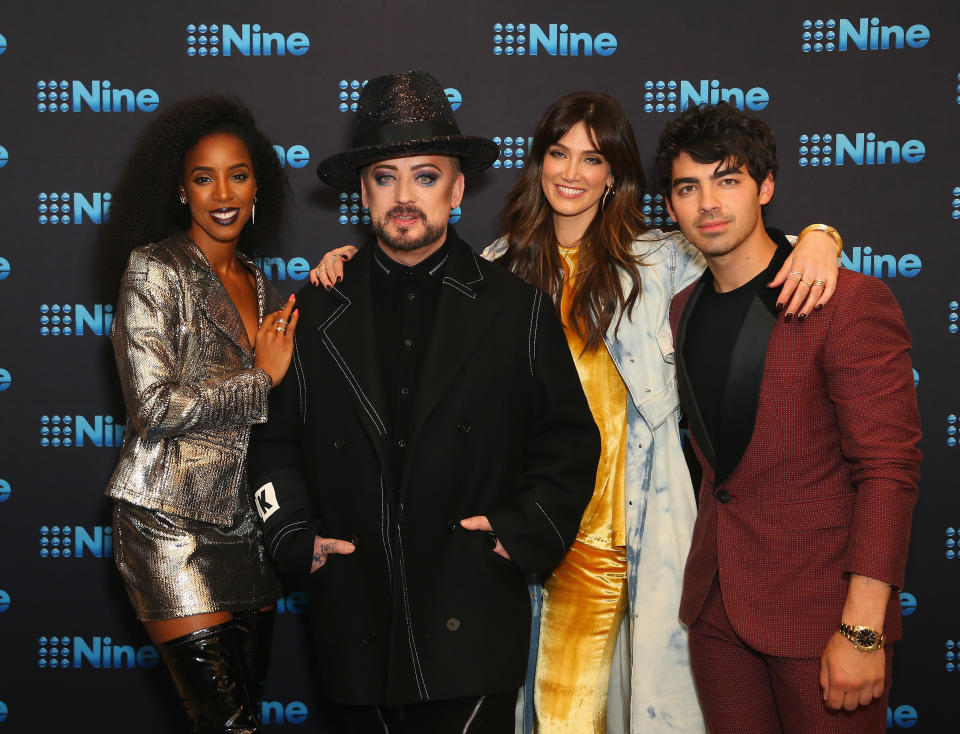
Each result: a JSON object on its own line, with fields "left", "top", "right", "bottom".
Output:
{"left": 0, "top": 1, "right": 957, "bottom": 731}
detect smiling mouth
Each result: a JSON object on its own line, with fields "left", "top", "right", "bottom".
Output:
{"left": 556, "top": 185, "right": 586, "bottom": 198}
{"left": 210, "top": 208, "right": 240, "bottom": 226}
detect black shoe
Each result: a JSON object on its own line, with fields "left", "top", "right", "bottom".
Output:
{"left": 157, "top": 621, "right": 259, "bottom": 733}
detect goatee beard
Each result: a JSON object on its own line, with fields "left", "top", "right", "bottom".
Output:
{"left": 372, "top": 207, "right": 447, "bottom": 252}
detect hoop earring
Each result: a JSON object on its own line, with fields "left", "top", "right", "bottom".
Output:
{"left": 600, "top": 185, "right": 615, "bottom": 212}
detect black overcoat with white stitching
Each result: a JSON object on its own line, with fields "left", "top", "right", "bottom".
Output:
{"left": 248, "top": 228, "right": 599, "bottom": 706}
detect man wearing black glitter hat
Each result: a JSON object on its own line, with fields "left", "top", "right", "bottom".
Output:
{"left": 248, "top": 70, "right": 599, "bottom": 732}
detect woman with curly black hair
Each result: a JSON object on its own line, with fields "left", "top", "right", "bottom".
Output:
{"left": 102, "top": 95, "right": 297, "bottom": 733}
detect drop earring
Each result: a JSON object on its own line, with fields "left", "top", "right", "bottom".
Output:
{"left": 178, "top": 189, "right": 187, "bottom": 205}
{"left": 251, "top": 195, "right": 257, "bottom": 225}
{"left": 600, "top": 183, "right": 615, "bottom": 212}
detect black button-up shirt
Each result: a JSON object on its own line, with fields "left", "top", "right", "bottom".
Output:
{"left": 371, "top": 238, "right": 449, "bottom": 485}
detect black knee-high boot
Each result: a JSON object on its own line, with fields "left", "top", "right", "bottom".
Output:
{"left": 233, "top": 609, "right": 275, "bottom": 722}
{"left": 157, "top": 621, "right": 260, "bottom": 733}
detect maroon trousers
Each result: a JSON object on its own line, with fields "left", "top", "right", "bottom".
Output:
{"left": 688, "top": 578, "right": 892, "bottom": 734}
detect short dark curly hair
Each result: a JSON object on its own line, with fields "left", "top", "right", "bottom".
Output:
{"left": 97, "top": 95, "right": 289, "bottom": 298}
{"left": 655, "top": 102, "right": 778, "bottom": 198}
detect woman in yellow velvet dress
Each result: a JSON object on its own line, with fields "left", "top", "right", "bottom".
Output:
{"left": 311, "top": 93, "right": 841, "bottom": 733}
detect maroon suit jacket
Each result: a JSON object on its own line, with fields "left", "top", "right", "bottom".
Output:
{"left": 669, "top": 235, "right": 921, "bottom": 658}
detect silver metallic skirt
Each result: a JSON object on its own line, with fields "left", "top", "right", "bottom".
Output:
{"left": 113, "top": 500, "right": 281, "bottom": 622}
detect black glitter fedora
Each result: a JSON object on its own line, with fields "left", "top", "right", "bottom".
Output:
{"left": 317, "top": 70, "right": 500, "bottom": 189}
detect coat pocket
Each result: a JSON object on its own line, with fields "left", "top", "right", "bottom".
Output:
{"left": 778, "top": 492, "right": 856, "bottom": 531}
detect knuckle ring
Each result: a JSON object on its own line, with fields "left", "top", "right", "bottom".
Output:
{"left": 789, "top": 270, "right": 803, "bottom": 282}
{"left": 800, "top": 278, "right": 814, "bottom": 287}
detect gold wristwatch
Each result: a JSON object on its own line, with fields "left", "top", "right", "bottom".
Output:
{"left": 838, "top": 622, "right": 885, "bottom": 651}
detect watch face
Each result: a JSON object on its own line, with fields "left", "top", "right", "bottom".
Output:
{"left": 856, "top": 628, "right": 878, "bottom": 647}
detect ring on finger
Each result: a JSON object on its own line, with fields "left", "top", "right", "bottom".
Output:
{"left": 800, "top": 278, "right": 814, "bottom": 287}
{"left": 274, "top": 325, "right": 287, "bottom": 333}
{"left": 276, "top": 318, "right": 288, "bottom": 326}
{"left": 812, "top": 279, "right": 827, "bottom": 288}
{"left": 316, "top": 263, "right": 326, "bottom": 272}
{"left": 789, "top": 270, "right": 803, "bottom": 282}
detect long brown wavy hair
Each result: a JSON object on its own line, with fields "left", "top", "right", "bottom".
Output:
{"left": 498, "top": 92, "right": 650, "bottom": 349}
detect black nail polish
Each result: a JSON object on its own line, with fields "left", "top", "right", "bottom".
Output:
{"left": 797, "top": 313, "right": 806, "bottom": 323}
{"left": 325, "top": 284, "right": 331, "bottom": 291}
{"left": 815, "top": 304, "right": 823, "bottom": 311}
{"left": 337, "top": 276, "right": 342, "bottom": 282}
{"left": 776, "top": 302, "right": 784, "bottom": 312}
{"left": 784, "top": 313, "right": 793, "bottom": 323}
{"left": 487, "top": 532, "right": 499, "bottom": 549}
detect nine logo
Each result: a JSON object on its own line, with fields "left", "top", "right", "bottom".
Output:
{"left": 262, "top": 701, "right": 309, "bottom": 725}
{"left": 187, "top": 23, "right": 310, "bottom": 57}
{"left": 40, "top": 415, "right": 125, "bottom": 448}
{"left": 492, "top": 136, "right": 529, "bottom": 169}
{"left": 802, "top": 18, "right": 930, "bottom": 53}
{"left": 40, "top": 525, "right": 113, "bottom": 558}
{"left": 0, "top": 144, "right": 7, "bottom": 167}
{"left": 887, "top": 705, "right": 918, "bottom": 728}
{"left": 840, "top": 246, "right": 921, "bottom": 279}
{"left": 0, "top": 31, "right": 6, "bottom": 54}
{"left": 899, "top": 592, "right": 917, "bottom": 616}
{"left": 275, "top": 144, "right": 310, "bottom": 169}
{"left": 276, "top": 591, "right": 307, "bottom": 615}
{"left": 338, "top": 80, "right": 461, "bottom": 112}
{"left": 0, "top": 478, "right": 10, "bottom": 502}
{"left": 0, "top": 700, "right": 6, "bottom": 723}
{"left": 36, "top": 80, "right": 158, "bottom": 113}
{"left": 797, "top": 133, "right": 925, "bottom": 167}
{"left": 950, "top": 301, "right": 958, "bottom": 334}
{"left": 338, "top": 192, "right": 370, "bottom": 225}
{"left": 0, "top": 256, "right": 8, "bottom": 280}
{"left": 254, "top": 256, "right": 313, "bottom": 281}
{"left": 642, "top": 194, "right": 674, "bottom": 228}
{"left": 40, "top": 304, "right": 114, "bottom": 335}
{"left": 37, "top": 635, "right": 159, "bottom": 669}
{"left": 493, "top": 23, "right": 617, "bottom": 57}
{"left": 0, "top": 589, "right": 9, "bottom": 612}
{"left": 0, "top": 368, "right": 9, "bottom": 391}
{"left": 37, "top": 192, "right": 111, "bottom": 224}
{"left": 641, "top": 80, "right": 769, "bottom": 114}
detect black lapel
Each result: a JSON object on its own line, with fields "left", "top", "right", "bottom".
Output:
{"left": 179, "top": 235, "right": 253, "bottom": 360}
{"left": 315, "top": 245, "right": 391, "bottom": 457}
{"left": 675, "top": 273, "right": 718, "bottom": 471}
{"left": 714, "top": 229, "right": 790, "bottom": 484}
{"left": 406, "top": 231, "right": 500, "bottom": 461}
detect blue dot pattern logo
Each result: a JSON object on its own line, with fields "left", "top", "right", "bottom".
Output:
{"left": 493, "top": 23, "right": 527, "bottom": 56}
{"left": 947, "top": 639, "right": 957, "bottom": 672}
{"left": 492, "top": 135, "right": 528, "bottom": 170}
{"left": 642, "top": 194, "right": 673, "bottom": 228}
{"left": 40, "top": 304, "right": 73, "bottom": 335}
{"left": 952, "top": 186, "right": 959, "bottom": 220}
{"left": 338, "top": 80, "right": 365, "bottom": 112}
{"left": 40, "top": 415, "right": 73, "bottom": 447}
{"left": 186, "top": 24, "right": 221, "bottom": 57}
{"left": 801, "top": 19, "right": 837, "bottom": 53}
{"left": 338, "top": 192, "right": 369, "bottom": 225}
{"left": 956, "top": 73, "right": 959, "bottom": 105}
{"left": 642, "top": 81, "right": 679, "bottom": 114}
{"left": 948, "top": 414, "right": 957, "bottom": 446}
{"left": 37, "top": 635, "right": 73, "bottom": 668}
{"left": 35, "top": 81, "right": 70, "bottom": 113}
{"left": 798, "top": 134, "right": 834, "bottom": 167}
{"left": 949, "top": 301, "right": 958, "bottom": 334}
{"left": 37, "top": 193, "right": 73, "bottom": 225}
{"left": 946, "top": 527, "right": 957, "bottom": 560}
{"left": 40, "top": 525, "right": 73, "bottom": 558}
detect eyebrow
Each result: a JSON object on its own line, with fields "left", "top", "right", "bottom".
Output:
{"left": 188, "top": 162, "right": 251, "bottom": 174}
{"left": 671, "top": 166, "right": 744, "bottom": 188}
{"left": 549, "top": 141, "right": 603, "bottom": 156}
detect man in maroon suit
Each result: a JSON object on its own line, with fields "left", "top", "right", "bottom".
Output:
{"left": 655, "top": 103, "right": 921, "bottom": 733}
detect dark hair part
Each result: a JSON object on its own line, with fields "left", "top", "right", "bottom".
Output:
{"left": 497, "top": 92, "right": 649, "bottom": 350}
{"left": 655, "top": 102, "right": 778, "bottom": 198}
{"left": 97, "top": 95, "right": 289, "bottom": 299}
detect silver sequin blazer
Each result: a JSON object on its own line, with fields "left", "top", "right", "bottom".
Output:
{"left": 104, "top": 233, "right": 280, "bottom": 525}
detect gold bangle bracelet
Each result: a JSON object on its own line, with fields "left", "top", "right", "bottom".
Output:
{"left": 798, "top": 223, "right": 843, "bottom": 258}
